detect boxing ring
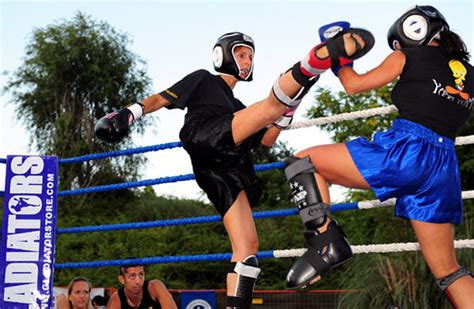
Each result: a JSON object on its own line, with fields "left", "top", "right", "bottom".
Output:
{"left": 1, "top": 104, "right": 473, "bottom": 307}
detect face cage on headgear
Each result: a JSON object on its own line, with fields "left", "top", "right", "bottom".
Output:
{"left": 387, "top": 5, "right": 449, "bottom": 50}
{"left": 212, "top": 32, "right": 255, "bottom": 81}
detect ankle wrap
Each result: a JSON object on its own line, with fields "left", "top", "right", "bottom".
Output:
{"left": 227, "top": 256, "right": 260, "bottom": 309}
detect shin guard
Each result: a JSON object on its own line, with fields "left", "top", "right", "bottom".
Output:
{"left": 284, "top": 156, "right": 353, "bottom": 289}
{"left": 272, "top": 63, "right": 320, "bottom": 107}
{"left": 435, "top": 267, "right": 473, "bottom": 307}
{"left": 284, "top": 156, "right": 328, "bottom": 229}
{"left": 227, "top": 255, "right": 261, "bottom": 309}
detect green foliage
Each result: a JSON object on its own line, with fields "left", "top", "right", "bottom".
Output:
{"left": 253, "top": 141, "right": 294, "bottom": 210}
{"left": 3, "top": 12, "right": 152, "bottom": 197}
{"left": 307, "top": 84, "right": 396, "bottom": 143}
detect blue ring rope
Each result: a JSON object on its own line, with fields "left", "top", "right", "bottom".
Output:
{"left": 56, "top": 204, "right": 358, "bottom": 234}
{"left": 56, "top": 162, "right": 284, "bottom": 196}
{"left": 59, "top": 142, "right": 182, "bottom": 164}
{"left": 56, "top": 251, "right": 277, "bottom": 269}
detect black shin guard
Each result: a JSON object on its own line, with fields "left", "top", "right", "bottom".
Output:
{"left": 435, "top": 267, "right": 473, "bottom": 308}
{"left": 284, "top": 156, "right": 328, "bottom": 229}
{"left": 284, "top": 156, "right": 353, "bottom": 290}
{"left": 227, "top": 256, "right": 261, "bottom": 309}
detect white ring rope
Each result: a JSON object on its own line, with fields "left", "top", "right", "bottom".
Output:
{"left": 273, "top": 239, "right": 474, "bottom": 258}
{"left": 288, "top": 104, "right": 474, "bottom": 145}
{"left": 288, "top": 105, "right": 398, "bottom": 129}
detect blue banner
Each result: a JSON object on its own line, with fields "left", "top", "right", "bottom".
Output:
{"left": 0, "top": 155, "right": 59, "bottom": 308}
{"left": 180, "top": 291, "right": 216, "bottom": 309}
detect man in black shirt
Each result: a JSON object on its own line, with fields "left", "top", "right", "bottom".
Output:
{"left": 107, "top": 265, "right": 176, "bottom": 309}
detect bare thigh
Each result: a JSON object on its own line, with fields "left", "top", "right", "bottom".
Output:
{"left": 296, "top": 143, "right": 370, "bottom": 189}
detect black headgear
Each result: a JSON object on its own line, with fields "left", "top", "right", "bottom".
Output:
{"left": 387, "top": 5, "right": 449, "bottom": 50}
{"left": 212, "top": 32, "right": 255, "bottom": 81}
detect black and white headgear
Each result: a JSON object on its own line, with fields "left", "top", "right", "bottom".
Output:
{"left": 212, "top": 32, "right": 255, "bottom": 81}
{"left": 387, "top": 5, "right": 449, "bottom": 50}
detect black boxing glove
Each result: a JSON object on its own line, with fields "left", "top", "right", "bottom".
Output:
{"left": 95, "top": 103, "right": 144, "bottom": 143}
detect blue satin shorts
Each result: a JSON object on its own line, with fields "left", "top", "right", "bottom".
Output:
{"left": 346, "top": 119, "right": 463, "bottom": 224}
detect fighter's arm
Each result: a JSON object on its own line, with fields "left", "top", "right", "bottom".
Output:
{"left": 140, "top": 93, "right": 171, "bottom": 114}
{"left": 106, "top": 291, "right": 121, "bottom": 309}
{"left": 148, "top": 279, "right": 177, "bottom": 309}
{"left": 261, "top": 126, "right": 282, "bottom": 147}
{"left": 338, "top": 50, "right": 406, "bottom": 94}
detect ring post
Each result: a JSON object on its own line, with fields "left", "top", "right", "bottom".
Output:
{"left": 0, "top": 155, "right": 59, "bottom": 308}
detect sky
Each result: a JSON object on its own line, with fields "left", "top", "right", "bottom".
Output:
{"left": 1, "top": 0, "right": 473, "bottom": 203}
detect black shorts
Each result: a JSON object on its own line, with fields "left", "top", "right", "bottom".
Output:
{"left": 179, "top": 114, "right": 265, "bottom": 216}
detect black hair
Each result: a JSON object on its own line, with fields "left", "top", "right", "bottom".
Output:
{"left": 438, "top": 30, "right": 470, "bottom": 62}
{"left": 92, "top": 295, "right": 107, "bottom": 306}
{"left": 119, "top": 264, "right": 145, "bottom": 276}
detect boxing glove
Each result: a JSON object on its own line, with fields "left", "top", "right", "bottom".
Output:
{"left": 95, "top": 103, "right": 144, "bottom": 143}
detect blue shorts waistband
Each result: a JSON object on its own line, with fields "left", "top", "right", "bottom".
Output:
{"left": 392, "top": 119, "right": 455, "bottom": 149}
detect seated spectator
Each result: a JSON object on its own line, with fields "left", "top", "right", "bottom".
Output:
{"left": 107, "top": 264, "right": 176, "bottom": 309}
{"left": 57, "top": 277, "right": 92, "bottom": 309}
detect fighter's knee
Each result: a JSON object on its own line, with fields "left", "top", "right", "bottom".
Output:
{"left": 234, "top": 239, "right": 259, "bottom": 258}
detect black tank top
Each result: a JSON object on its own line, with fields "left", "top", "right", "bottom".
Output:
{"left": 392, "top": 46, "right": 473, "bottom": 139}
{"left": 118, "top": 281, "right": 161, "bottom": 309}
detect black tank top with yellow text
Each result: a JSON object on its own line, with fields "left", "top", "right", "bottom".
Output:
{"left": 392, "top": 46, "right": 473, "bottom": 139}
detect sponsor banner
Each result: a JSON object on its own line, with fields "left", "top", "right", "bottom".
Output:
{"left": 180, "top": 291, "right": 216, "bottom": 309}
{"left": 0, "top": 156, "right": 59, "bottom": 308}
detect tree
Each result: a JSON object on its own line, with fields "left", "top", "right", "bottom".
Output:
{"left": 3, "top": 12, "right": 152, "bottom": 208}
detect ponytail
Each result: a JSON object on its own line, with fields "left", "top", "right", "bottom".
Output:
{"left": 438, "top": 30, "right": 470, "bottom": 62}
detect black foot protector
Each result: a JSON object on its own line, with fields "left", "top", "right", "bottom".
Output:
{"left": 435, "top": 266, "right": 473, "bottom": 308}
{"left": 286, "top": 220, "right": 353, "bottom": 289}
{"left": 284, "top": 156, "right": 353, "bottom": 290}
{"left": 226, "top": 255, "right": 261, "bottom": 309}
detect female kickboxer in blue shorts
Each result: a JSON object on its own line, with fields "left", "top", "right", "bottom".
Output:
{"left": 284, "top": 5, "right": 473, "bottom": 308}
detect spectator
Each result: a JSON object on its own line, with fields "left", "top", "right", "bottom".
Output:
{"left": 56, "top": 277, "right": 92, "bottom": 309}
{"left": 107, "top": 264, "right": 176, "bottom": 309}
